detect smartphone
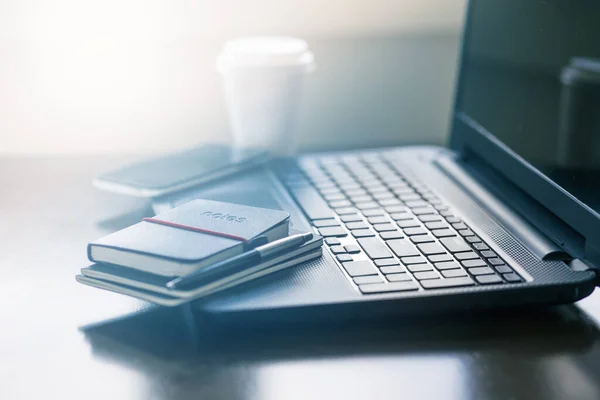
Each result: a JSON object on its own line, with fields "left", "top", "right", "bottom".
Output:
{"left": 93, "top": 144, "right": 271, "bottom": 197}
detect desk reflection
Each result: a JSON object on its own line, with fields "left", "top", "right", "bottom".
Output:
{"left": 81, "top": 305, "right": 600, "bottom": 400}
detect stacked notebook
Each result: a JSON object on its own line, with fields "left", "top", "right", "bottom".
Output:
{"left": 76, "top": 199, "right": 322, "bottom": 306}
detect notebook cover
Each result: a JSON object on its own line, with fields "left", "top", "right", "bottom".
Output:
{"left": 88, "top": 199, "right": 290, "bottom": 264}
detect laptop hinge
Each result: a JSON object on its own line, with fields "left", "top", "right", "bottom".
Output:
{"left": 436, "top": 155, "right": 575, "bottom": 262}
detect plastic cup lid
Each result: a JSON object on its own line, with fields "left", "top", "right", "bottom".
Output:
{"left": 217, "top": 36, "right": 315, "bottom": 72}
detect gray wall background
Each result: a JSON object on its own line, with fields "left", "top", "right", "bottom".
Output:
{"left": 0, "top": 1, "right": 465, "bottom": 155}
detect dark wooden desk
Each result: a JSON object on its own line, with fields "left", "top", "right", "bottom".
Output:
{"left": 3, "top": 156, "right": 600, "bottom": 400}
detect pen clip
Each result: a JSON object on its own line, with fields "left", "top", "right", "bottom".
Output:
{"left": 245, "top": 235, "right": 268, "bottom": 250}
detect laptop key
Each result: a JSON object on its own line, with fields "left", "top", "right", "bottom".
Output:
{"left": 503, "top": 273, "right": 522, "bottom": 282}
{"left": 414, "top": 271, "right": 440, "bottom": 280}
{"left": 468, "top": 266, "right": 495, "bottom": 276}
{"left": 411, "top": 207, "right": 436, "bottom": 215}
{"left": 432, "top": 229, "right": 456, "bottom": 238}
{"left": 313, "top": 182, "right": 335, "bottom": 191}
{"left": 324, "top": 238, "right": 340, "bottom": 246}
{"left": 330, "top": 245, "right": 346, "bottom": 254}
{"left": 346, "top": 189, "right": 370, "bottom": 197}
{"left": 353, "top": 275, "right": 383, "bottom": 285}
{"left": 399, "top": 194, "right": 421, "bottom": 202}
{"left": 410, "top": 234, "right": 435, "bottom": 244}
{"left": 402, "top": 256, "right": 427, "bottom": 265}
{"left": 440, "top": 237, "right": 471, "bottom": 253}
{"left": 420, "top": 276, "right": 475, "bottom": 289}
{"left": 495, "top": 265, "right": 512, "bottom": 274}
{"left": 407, "top": 264, "right": 432, "bottom": 272}
{"left": 355, "top": 201, "right": 380, "bottom": 210}
{"left": 319, "top": 227, "right": 348, "bottom": 237}
{"left": 359, "top": 281, "right": 419, "bottom": 294}
{"left": 388, "top": 182, "right": 410, "bottom": 190}
{"left": 345, "top": 188, "right": 368, "bottom": 197}
{"left": 481, "top": 250, "right": 498, "bottom": 258}
{"left": 397, "top": 219, "right": 420, "bottom": 228}
{"left": 417, "top": 242, "right": 446, "bottom": 255}
{"left": 330, "top": 200, "right": 352, "bottom": 208}
{"left": 455, "top": 251, "right": 480, "bottom": 260}
{"left": 362, "top": 209, "right": 385, "bottom": 217}
{"left": 475, "top": 275, "right": 503, "bottom": 285}
{"left": 337, "top": 254, "right": 353, "bottom": 262}
{"left": 428, "top": 254, "right": 453, "bottom": 263}
{"left": 357, "top": 237, "right": 394, "bottom": 259}
{"left": 418, "top": 214, "right": 442, "bottom": 222}
{"left": 473, "top": 242, "right": 489, "bottom": 251}
{"left": 372, "top": 191, "right": 395, "bottom": 200}
{"left": 341, "top": 214, "right": 362, "bottom": 223}
{"left": 350, "top": 195, "right": 373, "bottom": 204}
{"left": 392, "top": 190, "right": 415, "bottom": 198}
{"left": 346, "top": 221, "right": 369, "bottom": 230}
{"left": 366, "top": 216, "right": 388, "bottom": 225}
{"left": 345, "top": 245, "right": 361, "bottom": 254}
{"left": 319, "top": 186, "right": 341, "bottom": 195}
{"left": 488, "top": 258, "right": 504, "bottom": 265}
{"left": 352, "top": 229, "right": 376, "bottom": 238}
{"left": 380, "top": 231, "right": 404, "bottom": 240}
{"left": 373, "top": 223, "right": 397, "bottom": 232}
{"left": 458, "top": 229, "right": 475, "bottom": 237}
{"left": 380, "top": 265, "right": 406, "bottom": 274}
{"left": 403, "top": 227, "right": 427, "bottom": 236}
{"left": 375, "top": 259, "right": 400, "bottom": 267}
{"left": 365, "top": 185, "right": 388, "bottom": 194}
{"left": 461, "top": 259, "right": 486, "bottom": 268}
{"left": 386, "top": 273, "right": 413, "bottom": 282}
{"left": 323, "top": 193, "right": 347, "bottom": 202}
{"left": 465, "top": 236, "right": 482, "bottom": 243}
{"left": 388, "top": 239, "right": 420, "bottom": 257}
{"left": 385, "top": 205, "right": 408, "bottom": 214}
{"left": 442, "top": 269, "right": 468, "bottom": 278}
{"left": 379, "top": 199, "right": 403, "bottom": 207}
{"left": 313, "top": 219, "right": 340, "bottom": 228}
{"left": 289, "top": 187, "right": 333, "bottom": 220}
{"left": 339, "top": 182, "right": 361, "bottom": 191}
{"left": 434, "top": 261, "right": 461, "bottom": 270}
{"left": 335, "top": 207, "right": 358, "bottom": 215}
{"left": 405, "top": 200, "right": 429, "bottom": 208}
{"left": 390, "top": 212, "right": 413, "bottom": 221}
{"left": 342, "top": 261, "right": 379, "bottom": 277}
{"left": 424, "top": 221, "right": 447, "bottom": 230}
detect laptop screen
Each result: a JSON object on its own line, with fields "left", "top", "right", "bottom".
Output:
{"left": 454, "top": 0, "right": 600, "bottom": 214}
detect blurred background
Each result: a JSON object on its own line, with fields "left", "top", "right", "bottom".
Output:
{"left": 0, "top": 0, "right": 466, "bottom": 155}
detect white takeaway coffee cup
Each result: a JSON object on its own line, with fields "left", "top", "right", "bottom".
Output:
{"left": 217, "top": 36, "right": 315, "bottom": 155}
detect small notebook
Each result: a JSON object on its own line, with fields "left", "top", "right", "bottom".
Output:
{"left": 88, "top": 199, "right": 290, "bottom": 277}
{"left": 76, "top": 233, "right": 322, "bottom": 306}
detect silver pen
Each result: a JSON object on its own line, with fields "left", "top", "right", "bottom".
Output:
{"left": 166, "top": 232, "right": 314, "bottom": 290}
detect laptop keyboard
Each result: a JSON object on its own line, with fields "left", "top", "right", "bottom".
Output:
{"left": 280, "top": 152, "right": 524, "bottom": 294}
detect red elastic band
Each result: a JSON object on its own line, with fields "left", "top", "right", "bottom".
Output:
{"left": 142, "top": 218, "right": 248, "bottom": 243}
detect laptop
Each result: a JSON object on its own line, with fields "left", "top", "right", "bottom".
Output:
{"left": 153, "top": 0, "right": 600, "bottom": 321}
